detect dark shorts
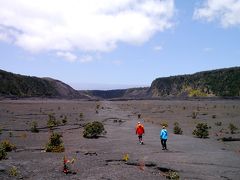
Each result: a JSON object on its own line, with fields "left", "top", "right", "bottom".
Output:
{"left": 138, "top": 135, "right": 142, "bottom": 138}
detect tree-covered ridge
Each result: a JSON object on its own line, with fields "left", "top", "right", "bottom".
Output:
{"left": 150, "top": 67, "right": 240, "bottom": 97}
{"left": 0, "top": 70, "right": 59, "bottom": 97}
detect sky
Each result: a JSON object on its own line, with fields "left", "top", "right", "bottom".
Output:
{"left": 0, "top": 0, "right": 240, "bottom": 90}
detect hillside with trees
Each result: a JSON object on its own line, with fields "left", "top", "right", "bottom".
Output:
{"left": 149, "top": 67, "right": 240, "bottom": 97}
{"left": 0, "top": 69, "right": 88, "bottom": 99}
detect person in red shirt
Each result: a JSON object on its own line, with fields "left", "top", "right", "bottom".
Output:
{"left": 135, "top": 114, "right": 145, "bottom": 144}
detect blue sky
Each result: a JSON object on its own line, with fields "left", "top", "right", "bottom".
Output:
{"left": 0, "top": 0, "right": 239, "bottom": 90}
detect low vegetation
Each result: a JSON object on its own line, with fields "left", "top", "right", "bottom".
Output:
{"left": 0, "top": 145, "right": 7, "bottom": 160}
{"left": 192, "top": 123, "right": 210, "bottom": 138}
{"left": 83, "top": 121, "right": 106, "bottom": 138}
{"left": 168, "top": 170, "right": 180, "bottom": 180}
{"left": 47, "top": 113, "right": 60, "bottom": 129}
{"left": 0, "top": 140, "right": 16, "bottom": 152}
{"left": 61, "top": 115, "right": 68, "bottom": 125}
{"left": 8, "top": 166, "right": 19, "bottom": 177}
{"left": 30, "top": 121, "right": 39, "bottom": 133}
{"left": 45, "top": 132, "right": 65, "bottom": 153}
{"left": 228, "top": 123, "right": 238, "bottom": 134}
{"left": 173, "top": 122, "right": 183, "bottom": 135}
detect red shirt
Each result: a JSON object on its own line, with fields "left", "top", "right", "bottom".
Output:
{"left": 136, "top": 124, "right": 145, "bottom": 135}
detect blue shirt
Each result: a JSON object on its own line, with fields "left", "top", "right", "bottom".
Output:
{"left": 160, "top": 129, "right": 168, "bottom": 140}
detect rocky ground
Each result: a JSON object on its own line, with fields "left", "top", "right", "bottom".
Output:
{"left": 0, "top": 99, "right": 240, "bottom": 179}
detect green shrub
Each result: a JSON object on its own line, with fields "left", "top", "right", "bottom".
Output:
{"left": 0, "top": 145, "right": 7, "bottom": 160}
{"left": 62, "top": 116, "right": 67, "bottom": 125}
{"left": 47, "top": 114, "right": 59, "bottom": 129}
{"left": 192, "top": 123, "right": 209, "bottom": 138}
{"left": 168, "top": 170, "right": 180, "bottom": 179}
{"left": 45, "top": 132, "right": 64, "bottom": 153}
{"left": 8, "top": 166, "right": 19, "bottom": 177}
{"left": 173, "top": 122, "right": 183, "bottom": 135}
{"left": 228, "top": 123, "right": 238, "bottom": 134}
{"left": 30, "top": 121, "right": 39, "bottom": 133}
{"left": 83, "top": 121, "right": 106, "bottom": 138}
{"left": 0, "top": 140, "right": 16, "bottom": 152}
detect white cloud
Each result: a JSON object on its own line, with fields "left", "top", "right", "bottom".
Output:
{"left": 0, "top": 0, "right": 175, "bottom": 54}
{"left": 56, "top": 51, "right": 77, "bottom": 62}
{"left": 79, "top": 55, "right": 93, "bottom": 63}
{"left": 153, "top": 45, "right": 163, "bottom": 51}
{"left": 194, "top": 0, "right": 240, "bottom": 28}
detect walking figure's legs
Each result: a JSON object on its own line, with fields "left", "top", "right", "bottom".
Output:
{"left": 164, "top": 140, "right": 167, "bottom": 150}
{"left": 161, "top": 139, "right": 167, "bottom": 150}
{"left": 139, "top": 135, "right": 143, "bottom": 144}
{"left": 161, "top": 139, "right": 164, "bottom": 149}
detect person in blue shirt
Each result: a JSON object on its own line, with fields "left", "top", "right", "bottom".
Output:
{"left": 160, "top": 126, "right": 168, "bottom": 150}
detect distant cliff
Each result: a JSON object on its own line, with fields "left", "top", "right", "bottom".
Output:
{"left": 1, "top": 67, "right": 239, "bottom": 99}
{"left": 82, "top": 87, "right": 149, "bottom": 100}
{"left": 149, "top": 67, "right": 240, "bottom": 97}
{"left": 0, "top": 69, "right": 88, "bottom": 99}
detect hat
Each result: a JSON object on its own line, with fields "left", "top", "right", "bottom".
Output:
{"left": 138, "top": 122, "right": 140, "bottom": 124}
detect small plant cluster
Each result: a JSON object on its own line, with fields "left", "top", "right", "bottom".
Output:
{"left": 0, "top": 140, "right": 16, "bottom": 160}
{"left": 83, "top": 121, "right": 106, "bottom": 138}
{"left": 168, "top": 170, "right": 180, "bottom": 179}
{"left": 228, "top": 123, "right": 238, "bottom": 134}
{"left": 47, "top": 114, "right": 60, "bottom": 129}
{"left": 30, "top": 121, "right": 39, "bottom": 133}
{"left": 1, "top": 140, "right": 16, "bottom": 152}
{"left": 0, "top": 145, "right": 7, "bottom": 160}
{"left": 8, "top": 166, "right": 19, "bottom": 177}
{"left": 192, "top": 123, "right": 210, "bottom": 138}
{"left": 173, "top": 122, "right": 183, "bottom": 135}
{"left": 61, "top": 115, "right": 68, "bottom": 125}
{"left": 122, "top": 153, "right": 129, "bottom": 162}
{"left": 45, "top": 132, "right": 64, "bottom": 153}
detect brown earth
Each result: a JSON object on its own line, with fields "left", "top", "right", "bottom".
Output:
{"left": 0, "top": 99, "right": 240, "bottom": 179}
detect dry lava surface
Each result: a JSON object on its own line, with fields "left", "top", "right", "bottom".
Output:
{"left": 0, "top": 99, "right": 240, "bottom": 179}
